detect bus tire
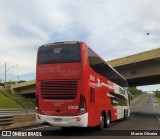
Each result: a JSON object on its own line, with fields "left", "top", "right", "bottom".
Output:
{"left": 123, "top": 110, "right": 128, "bottom": 120}
{"left": 97, "top": 112, "right": 105, "bottom": 130}
{"left": 105, "top": 111, "right": 111, "bottom": 128}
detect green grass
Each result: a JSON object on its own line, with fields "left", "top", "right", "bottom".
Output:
{"left": 155, "top": 98, "right": 160, "bottom": 105}
{"left": 132, "top": 94, "right": 142, "bottom": 101}
{"left": 0, "top": 92, "right": 22, "bottom": 108}
{"left": 130, "top": 94, "right": 149, "bottom": 109}
{"left": 0, "top": 88, "right": 34, "bottom": 109}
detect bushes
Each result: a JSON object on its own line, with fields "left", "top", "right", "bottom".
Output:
{"left": 129, "top": 87, "right": 143, "bottom": 99}
{"left": 129, "top": 87, "right": 143, "bottom": 96}
{"left": 155, "top": 90, "right": 160, "bottom": 98}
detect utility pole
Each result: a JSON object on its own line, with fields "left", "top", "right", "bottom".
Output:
{"left": 4, "top": 62, "right": 18, "bottom": 88}
{"left": 4, "top": 62, "right": 6, "bottom": 88}
{"left": 18, "top": 75, "right": 19, "bottom": 83}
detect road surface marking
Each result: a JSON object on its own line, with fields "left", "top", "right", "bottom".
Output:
{"left": 149, "top": 95, "right": 160, "bottom": 123}
{"left": 153, "top": 102, "right": 160, "bottom": 124}
{"left": 24, "top": 125, "right": 50, "bottom": 131}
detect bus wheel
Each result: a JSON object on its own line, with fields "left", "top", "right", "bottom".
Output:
{"left": 123, "top": 110, "right": 128, "bottom": 120}
{"left": 97, "top": 112, "right": 105, "bottom": 130}
{"left": 105, "top": 112, "right": 111, "bottom": 128}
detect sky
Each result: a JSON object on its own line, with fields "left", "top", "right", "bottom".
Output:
{"left": 0, "top": 0, "right": 160, "bottom": 91}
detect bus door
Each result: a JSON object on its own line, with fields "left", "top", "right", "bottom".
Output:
{"left": 116, "top": 96, "right": 123, "bottom": 119}
{"left": 90, "top": 87, "right": 100, "bottom": 125}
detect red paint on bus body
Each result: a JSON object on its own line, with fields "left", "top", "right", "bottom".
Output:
{"left": 36, "top": 41, "right": 130, "bottom": 128}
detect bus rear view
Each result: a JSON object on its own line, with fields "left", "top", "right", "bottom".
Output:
{"left": 36, "top": 41, "right": 131, "bottom": 129}
{"left": 36, "top": 42, "right": 88, "bottom": 128}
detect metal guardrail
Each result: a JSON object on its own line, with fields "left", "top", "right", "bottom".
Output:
{"left": 0, "top": 115, "right": 13, "bottom": 125}
{"left": 0, "top": 108, "right": 35, "bottom": 115}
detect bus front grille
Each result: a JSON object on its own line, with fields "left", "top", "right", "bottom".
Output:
{"left": 40, "top": 80, "right": 78, "bottom": 99}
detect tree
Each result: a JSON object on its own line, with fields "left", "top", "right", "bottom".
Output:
{"left": 155, "top": 90, "right": 160, "bottom": 98}
{"left": 129, "top": 87, "right": 143, "bottom": 98}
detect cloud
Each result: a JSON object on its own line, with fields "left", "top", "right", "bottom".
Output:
{"left": 137, "top": 85, "right": 160, "bottom": 92}
{"left": 0, "top": 0, "right": 160, "bottom": 89}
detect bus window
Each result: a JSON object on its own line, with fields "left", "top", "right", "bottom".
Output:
{"left": 38, "top": 43, "right": 81, "bottom": 64}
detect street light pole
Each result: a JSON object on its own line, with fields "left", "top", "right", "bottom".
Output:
{"left": 4, "top": 62, "right": 18, "bottom": 88}
{"left": 4, "top": 62, "right": 7, "bottom": 88}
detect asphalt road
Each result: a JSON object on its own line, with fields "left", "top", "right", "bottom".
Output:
{"left": 1, "top": 94, "right": 159, "bottom": 139}
{"left": 17, "top": 93, "right": 159, "bottom": 139}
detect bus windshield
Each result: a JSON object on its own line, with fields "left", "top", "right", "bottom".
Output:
{"left": 38, "top": 43, "right": 81, "bottom": 64}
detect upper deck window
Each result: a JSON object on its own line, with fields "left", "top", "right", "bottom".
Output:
{"left": 38, "top": 43, "right": 81, "bottom": 64}
{"left": 88, "top": 48, "right": 127, "bottom": 87}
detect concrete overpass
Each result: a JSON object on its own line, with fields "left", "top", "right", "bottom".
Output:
{"left": 108, "top": 48, "right": 160, "bottom": 86}
{"left": 10, "top": 48, "right": 160, "bottom": 94}
{"left": 11, "top": 80, "right": 35, "bottom": 95}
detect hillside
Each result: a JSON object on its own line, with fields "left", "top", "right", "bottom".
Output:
{"left": 0, "top": 88, "right": 34, "bottom": 109}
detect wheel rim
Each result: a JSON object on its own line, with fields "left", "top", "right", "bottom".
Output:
{"left": 100, "top": 114, "right": 104, "bottom": 127}
{"left": 107, "top": 113, "right": 110, "bottom": 125}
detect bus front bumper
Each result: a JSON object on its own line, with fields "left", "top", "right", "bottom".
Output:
{"left": 36, "top": 113, "right": 88, "bottom": 127}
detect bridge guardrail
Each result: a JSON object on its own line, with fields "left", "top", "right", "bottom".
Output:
{"left": 0, "top": 115, "right": 13, "bottom": 125}
{"left": 0, "top": 114, "right": 36, "bottom": 130}
{"left": 0, "top": 108, "right": 35, "bottom": 115}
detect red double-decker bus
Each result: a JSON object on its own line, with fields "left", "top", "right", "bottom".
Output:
{"left": 36, "top": 41, "right": 131, "bottom": 129}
